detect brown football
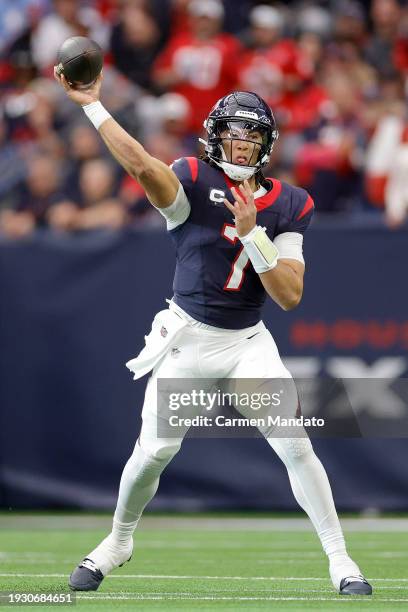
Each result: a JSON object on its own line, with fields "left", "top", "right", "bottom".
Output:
{"left": 56, "top": 36, "right": 103, "bottom": 89}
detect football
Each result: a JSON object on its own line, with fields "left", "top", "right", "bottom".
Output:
{"left": 56, "top": 36, "right": 103, "bottom": 89}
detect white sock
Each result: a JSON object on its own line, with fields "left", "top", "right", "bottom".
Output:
{"left": 87, "top": 533, "right": 133, "bottom": 575}
{"left": 111, "top": 518, "right": 139, "bottom": 549}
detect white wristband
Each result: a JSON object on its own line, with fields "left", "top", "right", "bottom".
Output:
{"left": 82, "top": 101, "right": 111, "bottom": 130}
{"left": 239, "top": 225, "right": 279, "bottom": 273}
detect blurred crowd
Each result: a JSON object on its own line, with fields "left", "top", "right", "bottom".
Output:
{"left": 1, "top": 0, "right": 408, "bottom": 238}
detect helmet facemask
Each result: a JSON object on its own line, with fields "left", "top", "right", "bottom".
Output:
{"left": 221, "top": 119, "right": 266, "bottom": 159}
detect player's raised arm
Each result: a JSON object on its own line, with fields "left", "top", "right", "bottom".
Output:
{"left": 54, "top": 69, "right": 180, "bottom": 208}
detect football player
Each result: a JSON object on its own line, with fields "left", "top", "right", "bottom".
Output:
{"left": 54, "top": 68, "right": 372, "bottom": 597}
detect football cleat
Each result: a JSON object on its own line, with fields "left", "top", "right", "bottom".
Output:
{"left": 69, "top": 535, "right": 133, "bottom": 591}
{"left": 69, "top": 555, "right": 132, "bottom": 591}
{"left": 329, "top": 555, "right": 372, "bottom": 595}
{"left": 339, "top": 575, "right": 373, "bottom": 596}
{"left": 69, "top": 558, "right": 105, "bottom": 591}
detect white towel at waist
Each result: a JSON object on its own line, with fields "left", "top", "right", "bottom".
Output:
{"left": 125, "top": 308, "right": 188, "bottom": 380}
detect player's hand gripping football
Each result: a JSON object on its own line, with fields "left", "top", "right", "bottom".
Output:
{"left": 224, "top": 180, "right": 257, "bottom": 237}
{"left": 53, "top": 67, "right": 103, "bottom": 106}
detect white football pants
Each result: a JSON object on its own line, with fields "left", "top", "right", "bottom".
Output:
{"left": 113, "top": 305, "right": 347, "bottom": 560}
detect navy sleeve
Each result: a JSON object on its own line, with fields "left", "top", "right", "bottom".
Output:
{"left": 286, "top": 186, "right": 314, "bottom": 235}
{"left": 170, "top": 157, "right": 198, "bottom": 201}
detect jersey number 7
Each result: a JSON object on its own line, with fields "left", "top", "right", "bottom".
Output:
{"left": 222, "top": 224, "right": 250, "bottom": 291}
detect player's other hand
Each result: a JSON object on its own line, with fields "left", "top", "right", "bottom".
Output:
{"left": 53, "top": 67, "right": 103, "bottom": 107}
{"left": 224, "top": 180, "right": 257, "bottom": 237}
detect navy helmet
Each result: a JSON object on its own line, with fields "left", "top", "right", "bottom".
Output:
{"left": 202, "top": 91, "right": 279, "bottom": 181}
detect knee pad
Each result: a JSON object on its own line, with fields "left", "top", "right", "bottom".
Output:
{"left": 280, "top": 437, "right": 313, "bottom": 459}
{"left": 122, "top": 439, "right": 174, "bottom": 489}
{"left": 269, "top": 435, "right": 313, "bottom": 462}
{"left": 139, "top": 408, "right": 184, "bottom": 462}
{"left": 138, "top": 431, "right": 182, "bottom": 462}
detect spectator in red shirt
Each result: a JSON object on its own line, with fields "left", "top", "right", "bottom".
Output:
{"left": 294, "top": 70, "right": 367, "bottom": 211}
{"left": 237, "top": 5, "right": 287, "bottom": 107}
{"left": 152, "top": 0, "right": 241, "bottom": 133}
{"left": 237, "top": 5, "right": 325, "bottom": 136}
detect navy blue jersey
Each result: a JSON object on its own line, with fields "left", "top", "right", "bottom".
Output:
{"left": 169, "top": 157, "right": 314, "bottom": 329}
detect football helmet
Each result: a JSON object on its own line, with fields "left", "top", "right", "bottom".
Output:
{"left": 202, "top": 91, "right": 279, "bottom": 181}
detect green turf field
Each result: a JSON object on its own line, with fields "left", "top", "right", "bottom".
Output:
{"left": 1, "top": 515, "right": 407, "bottom": 611}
